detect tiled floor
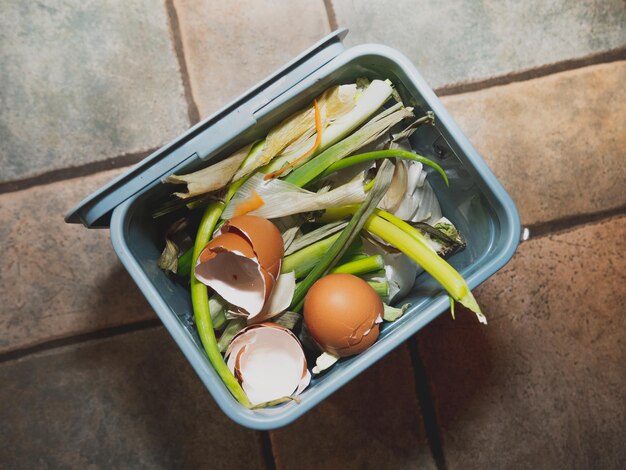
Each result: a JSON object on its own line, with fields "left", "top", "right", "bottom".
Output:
{"left": 1, "top": 1, "right": 624, "bottom": 468}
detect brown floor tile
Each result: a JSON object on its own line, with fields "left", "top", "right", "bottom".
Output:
{"left": 441, "top": 61, "right": 626, "bottom": 227}
{"left": 173, "top": 0, "right": 330, "bottom": 118}
{"left": 332, "top": 0, "right": 626, "bottom": 89}
{"left": 0, "top": 0, "right": 189, "bottom": 183}
{"left": 0, "top": 169, "right": 155, "bottom": 354}
{"left": 0, "top": 327, "right": 266, "bottom": 469}
{"left": 416, "top": 216, "right": 626, "bottom": 469}
{"left": 270, "top": 345, "right": 435, "bottom": 470}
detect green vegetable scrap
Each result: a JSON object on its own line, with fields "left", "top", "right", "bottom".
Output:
{"left": 156, "top": 77, "right": 486, "bottom": 408}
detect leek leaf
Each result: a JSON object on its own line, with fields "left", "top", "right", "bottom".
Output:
{"left": 165, "top": 142, "right": 254, "bottom": 199}
{"left": 316, "top": 149, "right": 448, "bottom": 186}
{"left": 285, "top": 104, "right": 414, "bottom": 188}
{"left": 264, "top": 80, "right": 393, "bottom": 175}
{"left": 284, "top": 221, "right": 348, "bottom": 256}
{"left": 290, "top": 159, "right": 395, "bottom": 311}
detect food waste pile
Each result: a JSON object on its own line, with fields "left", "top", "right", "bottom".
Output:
{"left": 155, "top": 79, "right": 484, "bottom": 408}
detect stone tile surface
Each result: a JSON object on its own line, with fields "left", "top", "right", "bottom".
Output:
{"left": 416, "top": 216, "right": 626, "bottom": 469}
{"left": 174, "top": 0, "right": 330, "bottom": 117}
{"left": 332, "top": 0, "right": 626, "bottom": 89}
{"left": 0, "top": 169, "right": 155, "bottom": 354}
{"left": 0, "top": 0, "right": 189, "bottom": 182}
{"left": 0, "top": 328, "right": 266, "bottom": 469}
{"left": 441, "top": 61, "right": 626, "bottom": 226}
{"left": 270, "top": 346, "right": 435, "bottom": 469}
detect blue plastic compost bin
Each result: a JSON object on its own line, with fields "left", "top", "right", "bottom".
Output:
{"left": 65, "top": 29, "right": 521, "bottom": 429}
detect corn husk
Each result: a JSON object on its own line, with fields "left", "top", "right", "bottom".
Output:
{"left": 383, "top": 303, "right": 410, "bottom": 322}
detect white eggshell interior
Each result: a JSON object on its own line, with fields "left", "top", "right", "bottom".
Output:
{"left": 195, "top": 251, "right": 266, "bottom": 316}
{"left": 227, "top": 326, "right": 309, "bottom": 406}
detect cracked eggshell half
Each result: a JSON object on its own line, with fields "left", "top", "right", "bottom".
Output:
{"left": 194, "top": 231, "right": 274, "bottom": 317}
{"left": 303, "top": 273, "right": 383, "bottom": 357}
{"left": 218, "top": 215, "right": 284, "bottom": 279}
{"left": 225, "top": 323, "right": 311, "bottom": 406}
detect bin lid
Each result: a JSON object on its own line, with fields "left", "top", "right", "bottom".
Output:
{"left": 65, "top": 28, "right": 348, "bottom": 228}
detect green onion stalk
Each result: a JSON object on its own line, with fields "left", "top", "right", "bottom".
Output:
{"left": 289, "top": 160, "right": 395, "bottom": 312}
{"left": 281, "top": 232, "right": 364, "bottom": 279}
{"left": 368, "top": 280, "right": 389, "bottom": 298}
{"left": 315, "top": 149, "right": 449, "bottom": 187}
{"left": 190, "top": 202, "right": 252, "bottom": 407}
{"left": 330, "top": 254, "right": 384, "bottom": 276}
{"left": 321, "top": 205, "right": 486, "bottom": 324}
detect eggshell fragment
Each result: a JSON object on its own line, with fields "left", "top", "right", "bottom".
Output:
{"left": 250, "top": 271, "right": 296, "bottom": 323}
{"left": 303, "top": 273, "right": 383, "bottom": 357}
{"left": 225, "top": 323, "right": 310, "bottom": 406}
{"left": 219, "top": 215, "right": 284, "bottom": 278}
{"left": 195, "top": 215, "right": 286, "bottom": 318}
{"left": 195, "top": 232, "right": 273, "bottom": 317}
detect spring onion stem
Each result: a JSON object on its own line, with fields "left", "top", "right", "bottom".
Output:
{"left": 330, "top": 255, "right": 384, "bottom": 276}
{"left": 320, "top": 205, "right": 486, "bottom": 323}
{"left": 282, "top": 232, "right": 342, "bottom": 277}
{"left": 177, "top": 247, "right": 193, "bottom": 276}
{"left": 290, "top": 160, "right": 395, "bottom": 311}
{"left": 208, "top": 295, "right": 227, "bottom": 330}
{"left": 191, "top": 202, "right": 252, "bottom": 407}
{"left": 365, "top": 215, "right": 485, "bottom": 323}
{"left": 224, "top": 171, "right": 255, "bottom": 206}
{"left": 177, "top": 251, "right": 227, "bottom": 328}
{"left": 315, "top": 150, "right": 448, "bottom": 186}
{"left": 217, "top": 318, "right": 247, "bottom": 353}
{"left": 368, "top": 280, "right": 389, "bottom": 298}
{"left": 294, "top": 278, "right": 388, "bottom": 299}
{"left": 281, "top": 233, "right": 363, "bottom": 279}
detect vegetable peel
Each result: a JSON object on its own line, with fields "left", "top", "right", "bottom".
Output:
{"left": 264, "top": 99, "right": 323, "bottom": 180}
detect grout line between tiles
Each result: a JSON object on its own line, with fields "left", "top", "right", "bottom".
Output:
{"left": 1, "top": 45, "right": 622, "bottom": 196}
{"left": 435, "top": 46, "right": 626, "bottom": 96}
{"left": 0, "top": 319, "right": 162, "bottom": 365}
{"left": 0, "top": 148, "right": 158, "bottom": 195}
{"left": 259, "top": 431, "right": 278, "bottom": 470}
{"left": 322, "top": 0, "right": 339, "bottom": 30}
{"left": 408, "top": 339, "right": 448, "bottom": 470}
{"left": 164, "top": 0, "right": 201, "bottom": 125}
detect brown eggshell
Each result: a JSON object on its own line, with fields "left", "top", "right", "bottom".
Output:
{"left": 222, "top": 216, "right": 284, "bottom": 278}
{"left": 225, "top": 322, "right": 311, "bottom": 406}
{"left": 259, "top": 266, "right": 275, "bottom": 303}
{"left": 194, "top": 231, "right": 273, "bottom": 317}
{"left": 303, "top": 273, "right": 383, "bottom": 357}
{"left": 201, "top": 232, "right": 256, "bottom": 260}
